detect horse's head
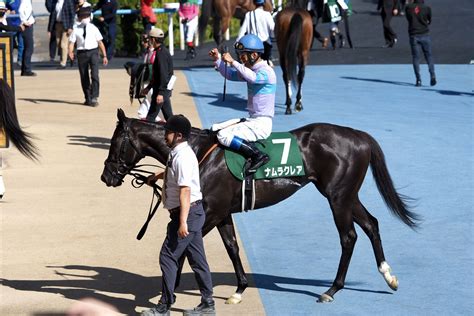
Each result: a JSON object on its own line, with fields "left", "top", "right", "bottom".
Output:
{"left": 101, "top": 109, "right": 168, "bottom": 187}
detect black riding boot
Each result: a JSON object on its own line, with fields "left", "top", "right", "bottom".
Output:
{"left": 238, "top": 140, "right": 270, "bottom": 174}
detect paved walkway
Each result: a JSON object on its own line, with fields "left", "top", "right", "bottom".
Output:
{"left": 0, "top": 69, "right": 265, "bottom": 315}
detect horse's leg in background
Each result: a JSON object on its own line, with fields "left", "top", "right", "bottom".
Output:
{"left": 280, "top": 55, "right": 293, "bottom": 114}
{"left": 213, "top": 15, "right": 223, "bottom": 45}
{"left": 352, "top": 201, "right": 399, "bottom": 291}
{"left": 318, "top": 196, "right": 358, "bottom": 303}
{"left": 294, "top": 61, "right": 305, "bottom": 112}
{"left": 215, "top": 214, "right": 249, "bottom": 304}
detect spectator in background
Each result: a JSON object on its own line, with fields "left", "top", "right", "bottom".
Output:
{"left": 140, "top": 28, "right": 174, "bottom": 122}
{"left": 237, "top": 0, "right": 275, "bottom": 65}
{"left": 45, "top": 0, "right": 58, "bottom": 62}
{"left": 68, "top": 6, "right": 108, "bottom": 106}
{"left": 75, "top": 0, "right": 93, "bottom": 20}
{"left": 49, "top": 0, "right": 76, "bottom": 69}
{"left": 141, "top": 0, "right": 156, "bottom": 33}
{"left": 6, "top": 0, "right": 23, "bottom": 66}
{"left": 94, "top": 0, "right": 118, "bottom": 60}
{"left": 19, "top": 0, "right": 35, "bottom": 76}
{"left": 377, "top": 0, "right": 399, "bottom": 48}
{"left": 179, "top": 0, "right": 199, "bottom": 60}
{"left": 308, "top": 0, "right": 329, "bottom": 49}
{"left": 405, "top": 0, "right": 436, "bottom": 87}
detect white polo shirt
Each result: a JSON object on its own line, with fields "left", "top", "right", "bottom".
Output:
{"left": 69, "top": 22, "right": 103, "bottom": 50}
{"left": 163, "top": 141, "right": 202, "bottom": 210}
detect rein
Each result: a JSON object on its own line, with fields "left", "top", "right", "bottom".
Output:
{"left": 199, "top": 143, "right": 218, "bottom": 165}
{"left": 128, "top": 164, "right": 164, "bottom": 240}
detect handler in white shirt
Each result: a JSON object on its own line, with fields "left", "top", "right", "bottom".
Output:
{"left": 236, "top": 0, "right": 275, "bottom": 63}
{"left": 68, "top": 6, "right": 107, "bottom": 106}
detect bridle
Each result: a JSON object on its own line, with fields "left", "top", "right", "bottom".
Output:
{"left": 104, "top": 119, "right": 164, "bottom": 240}
{"left": 104, "top": 120, "right": 145, "bottom": 184}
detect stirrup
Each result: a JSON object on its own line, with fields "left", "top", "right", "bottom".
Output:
{"left": 246, "top": 154, "right": 270, "bottom": 174}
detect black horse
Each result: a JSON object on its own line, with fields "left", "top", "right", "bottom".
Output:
{"left": 101, "top": 109, "right": 418, "bottom": 303}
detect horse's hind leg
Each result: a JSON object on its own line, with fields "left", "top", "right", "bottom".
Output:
{"left": 319, "top": 198, "right": 358, "bottom": 303}
{"left": 353, "top": 201, "right": 399, "bottom": 291}
{"left": 295, "top": 62, "right": 305, "bottom": 112}
{"left": 216, "top": 214, "right": 248, "bottom": 304}
{"left": 280, "top": 56, "right": 292, "bottom": 115}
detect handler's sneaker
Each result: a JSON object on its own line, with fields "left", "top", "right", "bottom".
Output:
{"left": 184, "top": 300, "right": 216, "bottom": 315}
{"left": 141, "top": 302, "right": 170, "bottom": 316}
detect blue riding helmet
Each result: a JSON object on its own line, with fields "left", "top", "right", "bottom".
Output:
{"left": 254, "top": 0, "right": 265, "bottom": 5}
{"left": 234, "top": 34, "right": 264, "bottom": 54}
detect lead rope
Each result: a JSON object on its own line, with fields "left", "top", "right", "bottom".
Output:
{"left": 128, "top": 164, "right": 164, "bottom": 240}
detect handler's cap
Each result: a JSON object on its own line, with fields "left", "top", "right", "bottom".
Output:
{"left": 164, "top": 114, "right": 191, "bottom": 138}
{"left": 149, "top": 27, "right": 165, "bottom": 38}
{"left": 77, "top": 6, "right": 92, "bottom": 17}
{"left": 254, "top": 0, "right": 265, "bottom": 5}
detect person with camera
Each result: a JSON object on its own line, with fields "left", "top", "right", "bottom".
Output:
{"left": 209, "top": 34, "right": 276, "bottom": 175}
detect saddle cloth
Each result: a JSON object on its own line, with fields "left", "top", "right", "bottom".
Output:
{"left": 224, "top": 132, "right": 306, "bottom": 181}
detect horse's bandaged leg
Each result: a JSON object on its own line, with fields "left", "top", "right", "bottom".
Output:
{"left": 378, "top": 261, "right": 398, "bottom": 291}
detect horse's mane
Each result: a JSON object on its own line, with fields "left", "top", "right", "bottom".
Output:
{"left": 0, "top": 79, "right": 39, "bottom": 161}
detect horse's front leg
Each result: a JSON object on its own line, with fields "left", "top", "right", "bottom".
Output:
{"left": 295, "top": 63, "right": 305, "bottom": 112}
{"left": 216, "top": 214, "right": 248, "bottom": 304}
{"left": 213, "top": 16, "right": 223, "bottom": 45}
{"left": 319, "top": 199, "right": 358, "bottom": 303}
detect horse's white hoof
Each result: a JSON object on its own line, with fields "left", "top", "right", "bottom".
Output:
{"left": 388, "top": 275, "right": 398, "bottom": 291}
{"left": 317, "top": 293, "right": 334, "bottom": 303}
{"left": 225, "top": 293, "right": 242, "bottom": 304}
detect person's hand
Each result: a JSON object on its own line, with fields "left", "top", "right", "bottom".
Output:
{"left": 140, "top": 87, "right": 150, "bottom": 97}
{"left": 19, "top": 24, "right": 25, "bottom": 31}
{"left": 156, "top": 94, "right": 164, "bottom": 104}
{"left": 178, "top": 222, "right": 189, "bottom": 238}
{"left": 209, "top": 48, "right": 220, "bottom": 61}
{"left": 222, "top": 52, "right": 234, "bottom": 64}
{"left": 99, "top": 16, "right": 105, "bottom": 22}
{"left": 68, "top": 51, "right": 75, "bottom": 61}
{"left": 67, "top": 28, "right": 73, "bottom": 36}
{"left": 102, "top": 56, "right": 108, "bottom": 66}
{"left": 146, "top": 172, "right": 163, "bottom": 186}
{"left": 393, "top": 9, "right": 398, "bottom": 15}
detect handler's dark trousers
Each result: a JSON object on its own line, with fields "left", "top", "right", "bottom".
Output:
{"left": 77, "top": 48, "right": 100, "bottom": 103}
{"left": 147, "top": 90, "right": 173, "bottom": 122}
{"left": 159, "top": 203, "right": 213, "bottom": 305}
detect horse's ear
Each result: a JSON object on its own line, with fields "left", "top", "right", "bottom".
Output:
{"left": 117, "top": 108, "right": 126, "bottom": 122}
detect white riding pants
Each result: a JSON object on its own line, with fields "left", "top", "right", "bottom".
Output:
{"left": 212, "top": 116, "right": 273, "bottom": 147}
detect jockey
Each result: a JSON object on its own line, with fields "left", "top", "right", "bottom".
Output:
{"left": 209, "top": 34, "right": 276, "bottom": 175}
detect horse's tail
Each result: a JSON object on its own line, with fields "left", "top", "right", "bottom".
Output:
{"left": 0, "top": 79, "right": 39, "bottom": 161}
{"left": 286, "top": 12, "right": 303, "bottom": 89}
{"left": 198, "top": 0, "right": 212, "bottom": 43}
{"left": 367, "top": 134, "right": 419, "bottom": 229}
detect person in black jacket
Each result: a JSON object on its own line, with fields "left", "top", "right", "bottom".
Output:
{"left": 48, "top": 0, "right": 76, "bottom": 68}
{"left": 94, "top": 0, "right": 118, "bottom": 60}
{"left": 377, "top": 0, "right": 399, "bottom": 47}
{"left": 141, "top": 28, "right": 174, "bottom": 122}
{"left": 405, "top": 0, "right": 436, "bottom": 86}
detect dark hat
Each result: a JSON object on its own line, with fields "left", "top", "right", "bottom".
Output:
{"left": 77, "top": 6, "right": 92, "bottom": 17}
{"left": 164, "top": 115, "right": 191, "bottom": 138}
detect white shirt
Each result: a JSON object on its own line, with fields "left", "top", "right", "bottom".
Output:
{"left": 69, "top": 21, "right": 103, "bottom": 50}
{"left": 163, "top": 141, "right": 202, "bottom": 210}
{"left": 19, "top": 0, "right": 35, "bottom": 25}
{"left": 237, "top": 7, "right": 275, "bottom": 43}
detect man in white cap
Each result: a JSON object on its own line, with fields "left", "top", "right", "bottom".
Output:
{"left": 140, "top": 28, "right": 174, "bottom": 122}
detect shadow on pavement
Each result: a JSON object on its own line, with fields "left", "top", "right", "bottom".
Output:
{"left": 19, "top": 98, "right": 85, "bottom": 106}
{"left": 1, "top": 265, "right": 391, "bottom": 315}
{"left": 67, "top": 135, "right": 111, "bottom": 150}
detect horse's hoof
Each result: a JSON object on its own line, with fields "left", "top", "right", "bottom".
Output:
{"left": 225, "top": 293, "right": 242, "bottom": 304}
{"left": 388, "top": 275, "right": 398, "bottom": 291}
{"left": 295, "top": 102, "right": 303, "bottom": 112}
{"left": 317, "top": 293, "right": 334, "bottom": 303}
